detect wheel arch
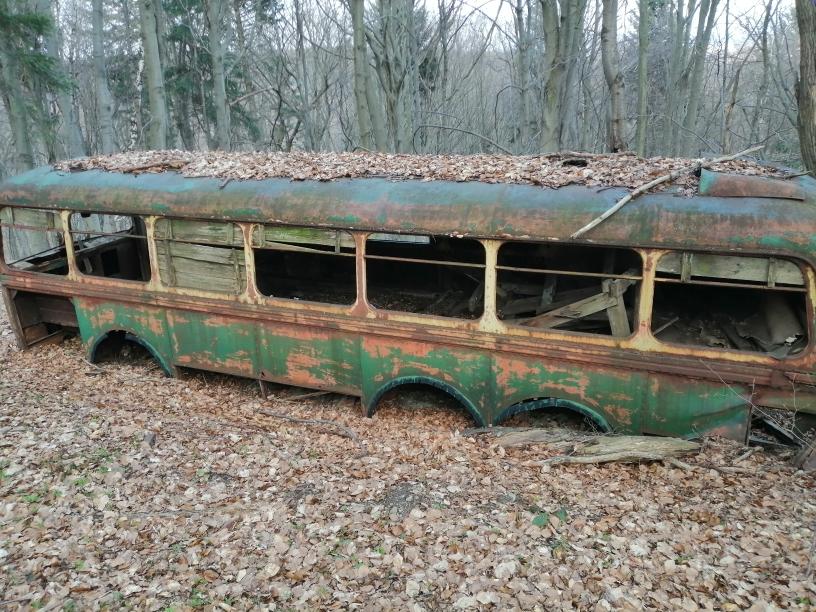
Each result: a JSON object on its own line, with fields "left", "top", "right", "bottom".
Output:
{"left": 493, "top": 397, "right": 612, "bottom": 432}
{"left": 88, "top": 328, "right": 175, "bottom": 377}
{"left": 365, "top": 375, "right": 487, "bottom": 427}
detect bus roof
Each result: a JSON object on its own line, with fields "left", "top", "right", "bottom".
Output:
{"left": 1, "top": 156, "right": 815, "bottom": 260}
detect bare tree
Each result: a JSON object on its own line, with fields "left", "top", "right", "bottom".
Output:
{"left": 797, "top": 0, "right": 815, "bottom": 173}
{"left": 635, "top": 0, "right": 650, "bottom": 156}
{"left": 206, "top": 0, "right": 231, "bottom": 150}
{"left": 92, "top": 0, "right": 117, "bottom": 154}
{"left": 138, "top": 0, "right": 169, "bottom": 149}
{"left": 601, "top": 0, "right": 625, "bottom": 151}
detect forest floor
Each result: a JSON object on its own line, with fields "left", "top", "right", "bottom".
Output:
{"left": 0, "top": 304, "right": 815, "bottom": 611}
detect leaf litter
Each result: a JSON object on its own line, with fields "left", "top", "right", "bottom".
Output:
{"left": 54, "top": 150, "right": 791, "bottom": 195}
{"left": 0, "top": 299, "right": 814, "bottom": 610}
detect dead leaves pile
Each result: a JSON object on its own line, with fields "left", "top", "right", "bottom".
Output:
{"left": 0, "top": 303, "right": 814, "bottom": 610}
{"left": 54, "top": 150, "right": 790, "bottom": 193}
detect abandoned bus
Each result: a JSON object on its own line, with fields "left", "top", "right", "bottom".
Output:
{"left": 1, "top": 152, "right": 815, "bottom": 442}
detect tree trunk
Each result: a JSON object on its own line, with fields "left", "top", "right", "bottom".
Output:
{"left": 601, "top": 0, "right": 625, "bottom": 152}
{"left": 92, "top": 0, "right": 117, "bottom": 154}
{"left": 796, "top": 0, "right": 815, "bottom": 173}
{"left": 138, "top": 0, "right": 169, "bottom": 149}
{"left": 0, "top": 31, "right": 34, "bottom": 172}
{"left": 513, "top": 0, "right": 533, "bottom": 151}
{"left": 635, "top": 0, "right": 650, "bottom": 156}
{"left": 294, "top": 0, "right": 313, "bottom": 150}
{"left": 38, "top": 0, "right": 85, "bottom": 159}
{"left": 748, "top": 0, "right": 773, "bottom": 148}
{"left": 351, "top": 0, "right": 375, "bottom": 149}
{"left": 679, "top": 0, "right": 720, "bottom": 155}
{"left": 206, "top": 0, "right": 231, "bottom": 151}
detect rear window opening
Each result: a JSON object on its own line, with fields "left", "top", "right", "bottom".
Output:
{"left": 652, "top": 252, "right": 808, "bottom": 358}
{"left": 365, "top": 235, "right": 485, "bottom": 319}
{"left": 1, "top": 208, "right": 69, "bottom": 275}
{"left": 70, "top": 213, "right": 150, "bottom": 282}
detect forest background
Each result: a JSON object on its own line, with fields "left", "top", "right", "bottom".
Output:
{"left": 0, "top": 0, "right": 814, "bottom": 179}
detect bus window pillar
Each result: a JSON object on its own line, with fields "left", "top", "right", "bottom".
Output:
{"left": 242, "top": 223, "right": 261, "bottom": 302}
{"left": 144, "top": 216, "right": 163, "bottom": 292}
{"left": 479, "top": 240, "right": 501, "bottom": 334}
{"left": 352, "top": 232, "right": 370, "bottom": 317}
{"left": 60, "top": 210, "right": 79, "bottom": 281}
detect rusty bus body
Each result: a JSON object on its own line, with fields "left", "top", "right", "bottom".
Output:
{"left": 1, "top": 165, "right": 816, "bottom": 441}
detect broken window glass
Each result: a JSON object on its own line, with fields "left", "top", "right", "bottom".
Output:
{"left": 652, "top": 252, "right": 808, "bottom": 358}
{"left": 1, "top": 207, "right": 68, "bottom": 275}
{"left": 366, "top": 234, "right": 485, "bottom": 318}
{"left": 496, "top": 243, "right": 642, "bottom": 337}
{"left": 155, "top": 218, "right": 245, "bottom": 293}
{"left": 70, "top": 212, "right": 150, "bottom": 282}
{"left": 252, "top": 226, "right": 356, "bottom": 305}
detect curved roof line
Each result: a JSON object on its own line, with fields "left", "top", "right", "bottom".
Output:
{"left": 1, "top": 166, "right": 815, "bottom": 259}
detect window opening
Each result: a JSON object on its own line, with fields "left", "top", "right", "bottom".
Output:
{"left": 496, "top": 243, "right": 642, "bottom": 337}
{"left": 155, "top": 218, "right": 246, "bottom": 293}
{"left": 70, "top": 212, "right": 150, "bottom": 281}
{"left": 652, "top": 252, "right": 808, "bottom": 357}
{"left": 252, "top": 226, "right": 356, "bottom": 304}
{"left": 366, "top": 234, "right": 485, "bottom": 318}
{"left": 1, "top": 208, "right": 68, "bottom": 275}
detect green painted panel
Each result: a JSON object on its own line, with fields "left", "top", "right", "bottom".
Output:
{"left": 73, "top": 297, "right": 175, "bottom": 374}
{"left": 491, "top": 355, "right": 642, "bottom": 432}
{"left": 258, "top": 324, "right": 361, "bottom": 392}
{"left": 644, "top": 376, "right": 750, "bottom": 441}
{"left": 71, "top": 298, "right": 753, "bottom": 440}
{"left": 359, "top": 337, "right": 492, "bottom": 423}
{"left": 167, "top": 311, "right": 257, "bottom": 377}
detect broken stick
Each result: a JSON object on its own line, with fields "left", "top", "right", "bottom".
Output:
{"left": 258, "top": 408, "right": 367, "bottom": 457}
{"left": 569, "top": 145, "right": 764, "bottom": 239}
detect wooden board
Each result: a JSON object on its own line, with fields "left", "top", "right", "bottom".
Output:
{"left": 157, "top": 241, "right": 246, "bottom": 293}
{"left": 155, "top": 219, "right": 244, "bottom": 247}
{"left": 252, "top": 226, "right": 355, "bottom": 251}
{"left": 0, "top": 207, "right": 62, "bottom": 229}
{"left": 657, "top": 252, "right": 803, "bottom": 286}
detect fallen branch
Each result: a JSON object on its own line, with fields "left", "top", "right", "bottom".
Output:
{"left": 412, "top": 124, "right": 513, "bottom": 155}
{"left": 569, "top": 145, "right": 764, "bottom": 239}
{"left": 258, "top": 408, "right": 367, "bottom": 457}
{"left": 543, "top": 435, "right": 700, "bottom": 465}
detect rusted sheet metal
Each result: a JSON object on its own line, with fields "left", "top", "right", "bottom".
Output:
{"left": 2, "top": 167, "right": 816, "bottom": 257}
{"left": 67, "top": 289, "right": 764, "bottom": 439}
{"left": 699, "top": 169, "right": 808, "bottom": 200}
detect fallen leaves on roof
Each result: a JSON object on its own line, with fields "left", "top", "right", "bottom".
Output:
{"left": 54, "top": 150, "right": 791, "bottom": 192}
{"left": 0, "top": 300, "right": 813, "bottom": 609}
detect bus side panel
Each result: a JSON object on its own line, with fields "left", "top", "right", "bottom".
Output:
{"left": 164, "top": 310, "right": 362, "bottom": 395}
{"left": 256, "top": 320, "right": 361, "bottom": 395}
{"left": 491, "top": 354, "right": 643, "bottom": 433}
{"left": 359, "top": 335, "right": 492, "bottom": 424}
{"left": 643, "top": 375, "right": 751, "bottom": 441}
{"left": 74, "top": 297, "right": 175, "bottom": 372}
{"left": 166, "top": 310, "right": 258, "bottom": 378}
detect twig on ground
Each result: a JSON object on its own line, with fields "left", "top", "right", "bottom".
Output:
{"left": 570, "top": 145, "right": 765, "bottom": 239}
{"left": 735, "top": 447, "right": 759, "bottom": 463}
{"left": 284, "top": 390, "right": 333, "bottom": 402}
{"left": 258, "top": 408, "right": 367, "bottom": 457}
